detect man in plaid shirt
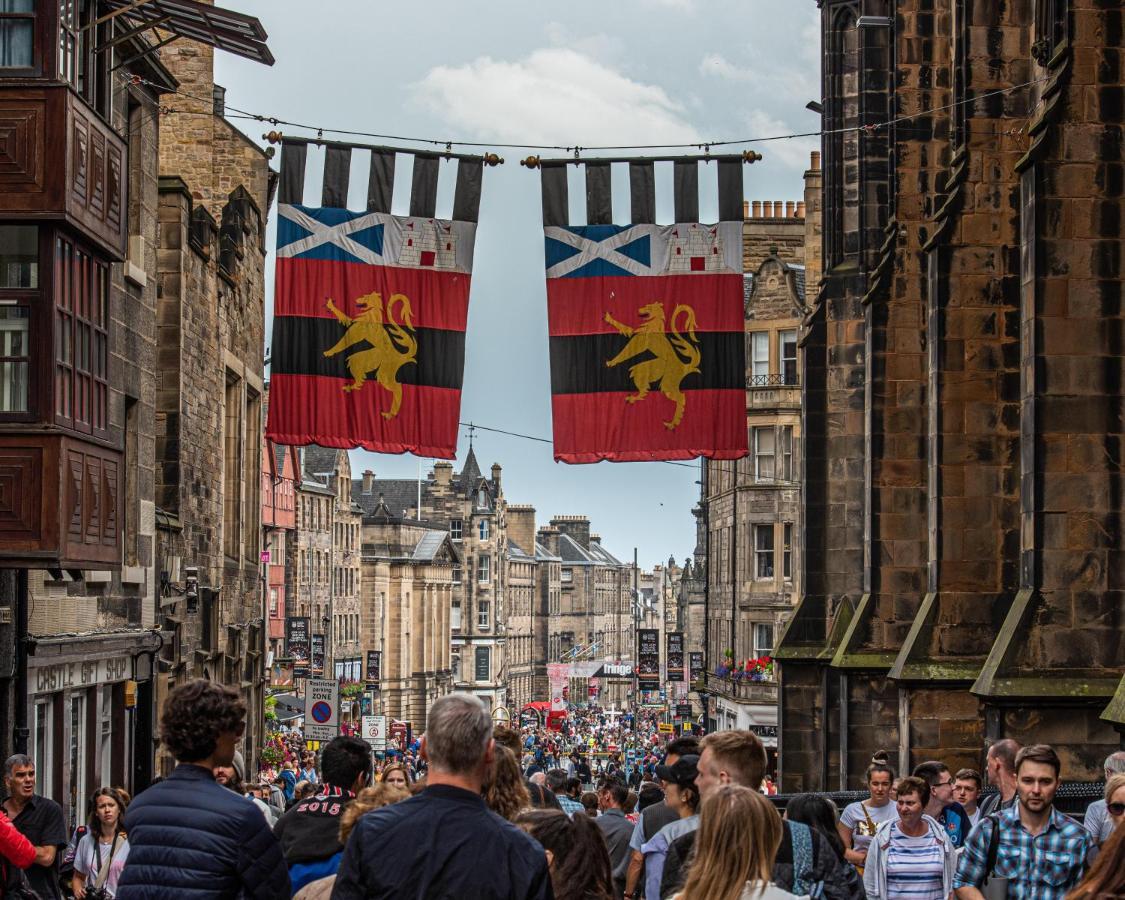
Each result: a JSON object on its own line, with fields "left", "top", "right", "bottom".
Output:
{"left": 954, "top": 744, "right": 1090, "bottom": 899}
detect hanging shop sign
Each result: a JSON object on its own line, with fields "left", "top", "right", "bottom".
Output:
{"left": 666, "top": 632, "right": 685, "bottom": 682}
{"left": 636, "top": 629, "right": 660, "bottom": 689}
{"left": 286, "top": 616, "right": 311, "bottom": 678}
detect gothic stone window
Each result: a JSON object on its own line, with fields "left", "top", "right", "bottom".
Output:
{"left": 1033, "top": 0, "right": 1068, "bottom": 64}
{"left": 825, "top": 4, "right": 860, "bottom": 265}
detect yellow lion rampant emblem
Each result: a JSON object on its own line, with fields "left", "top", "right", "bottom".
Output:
{"left": 604, "top": 302, "right": 701, "bottom": 430}
{"left": 323, "top": 291, "right": 417, "bottom": 420}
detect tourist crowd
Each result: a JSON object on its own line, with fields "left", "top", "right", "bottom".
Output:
{"left": 0, "top": 678, "right": 1121, "bottom": 899}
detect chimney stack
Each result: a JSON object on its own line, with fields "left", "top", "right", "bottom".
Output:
{"left": 797, "top": 201, "right": 806, "bottom": 218}
{"left": 773, "top": 201, "right": 784, "bottom": 218}
{"left": 786, "top": 201, "right": 796, "bottom": 218}
{"left": 362, "top": 470, "right": 375, "bottom": 494}
{"left": 434, "top": 461, "right": 453, "bottom": 486}
{"left": 752, "top": 200, "right": 762, "bottom": 217}
{"left": 507, "top": 504, "right": 537, "bottom": 557}
{"left": 762, "top": 202, "right": 772, "bottom": 218}
{"left": 491, "top": 463, "right": 502, "bottom": 492}
{"left": 550, "top": 515, "right": 591, "bottom": 550}
{"left": 811, "top": 150, "right": 821, "bottom": 171}
{"left": 743, "top": 199, "right": 750, "bottom": 218}
{"left": 537, "top": 525, "right": 560, "bottom": 557}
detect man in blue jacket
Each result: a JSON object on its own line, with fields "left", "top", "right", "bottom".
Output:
{"left": 117, "top": 679, "right": 290, "bottom": 899}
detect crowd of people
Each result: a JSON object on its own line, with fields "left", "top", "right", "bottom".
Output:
{"left": 0, "top": 678, "right": 1121, "bottom": 899}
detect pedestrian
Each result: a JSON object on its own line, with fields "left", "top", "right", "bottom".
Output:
{"left": 0, "top": 806, "right": 34, "bottom": 894}
{"left": 485, "top": 744, "right": 532, "bottom": 822}
{"left": 674, "top": 784, "right": 809, "bottom": 900}
{"left": 332, "top": 693, "right": 552, "bottom": 899}
{"left": 116, "top": 678, "right": 290, "bottom": 899}
{"left": 378, "top": 762, "right": 411, "bottom": 789}
{"left": 659, "top": 730, "right": 862, "bottom": 900}
{"left": 515, "top": 809, "right": 614, "bottom": 900}
{"left": 549, "top": 770, "right": 584, "bottom": 818}
{"left": 623, "top": 736, "right": 698, "bottom": 900}
{"left": 953, "top": 769, "right": 982, "bottom": 828}
{"left": 953, "top": 743, "right": 1090, "bottom": 899}
{"left": 862, "top": 775, "right": 957, "bottom": 900}
{"left": 639, "top": 754, "right": 701, "bottom": 900}
{"left": 273, "top": 735, "right": 372, "bottom": 894}
{"left": 2, "top": 754, "right": 67, "bottom": 900}
{"left": 595, "top": 780, "right": 634, "bottom": 898}
{"left": 977, "top": 738, "right": 1020, "bottom": 817}
{"left": 528, "top": 782, "right": 563, "bottom": 811}
{"left": 838, "top": 751, "right": 897, "bottom": 873}
{"left": 71, "top": 787, "right": 130, "bottom": 899}
{"left": 291, "top": 783, "right": 409, "bottom": 900}
{"left": 279, "top": 760, "right": 298, "bottom": 805}
{"left": 581, "top": 792, "right": 600, "bottom": 818}
{"left": 912, "top": 761, "right": 971, "bottom": 848}
{"left": 784, "top": 794, "right": 847, "bottom": 865}
{"left": 1065, "top": 822, "right": 1125, "bottom": 900}
{"left": 1082, "top": 751, "right": 1125, "bottom": 849}
{"left": 299, "top": 754, "right": 319, "bottom": 786}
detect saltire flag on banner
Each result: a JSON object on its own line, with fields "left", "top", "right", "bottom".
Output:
{"left": 540, "top": 157, "right": 749, "bottom": 462}
{"left": 266, "top": 140, "right": 487, "bottom": 458}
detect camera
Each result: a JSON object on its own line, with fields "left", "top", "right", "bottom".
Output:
{"left": 85, "top": 888, "right": 112, "bottom": 900}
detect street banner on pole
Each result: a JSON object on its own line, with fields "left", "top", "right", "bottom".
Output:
{"left": 637, "top": 629, "right": 660, "bottom": 689}
{"left": 689, "top": 651, "right": 704, "bottom": 683}
{"left": 366, "top": 650, "right": 381, "bottom": 690}
{"left": 304, "top": 678, "right": 340, "bottom": 742}
{"left": 547, "top": 663, "right": 569, "bottom": 711}
{"left": 311, "top": 633, "right": 325, "bottom": 677}
{"left": 286, "top": 616, "right": 311, "bottom": 678}
{"left": 666, "top": 632, "right": 685, "bottom": 682}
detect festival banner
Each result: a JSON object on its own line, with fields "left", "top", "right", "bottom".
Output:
{"left": 366, "top": 650, "right": 381, "bottom": 690}
{"left": 267, "top": 138, "right": 497, "bottom": 458}
{"left": 311, "top": 632, "right": 326, "bottom": 677}
{"left": 547, "top": 662, "right": 569, "bottom": 712}
{"left": 536, "top": 154, "right": 752, "bottom": 462}
{"left": 666, "top": 632, "right": 685, "bottom": 682}
{"left": 689, "top": 651, "right": 704, "bottom": 684}
{"left": 637, "top": 629, "right": 660, "bottom": 689}
{"left": 286, "top": 616, "right": 311, "bottom": 678}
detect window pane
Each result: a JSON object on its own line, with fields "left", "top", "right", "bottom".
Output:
{"left": 780, "top": 330, "right": 797, "bottom": 384}
{"left": 0, "top": 226, "right": 38, "bottom": 287}
{"left": 751, "top": 332, "right": 769, "bottom": 379}
{"left": 0, "top": 20, "right": 32, "bottom": 68}
{"left": 0, "top": 308, "right": 29, "bottom": 412}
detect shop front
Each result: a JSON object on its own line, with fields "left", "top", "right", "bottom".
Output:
{"left": 27, "top": 631, "right": 161, "bottom": 828}
{"left": 713, "top": 695, "right": 779, "bottom": 778}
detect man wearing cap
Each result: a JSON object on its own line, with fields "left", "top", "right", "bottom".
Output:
{"left": 631, "top": 755, "right": 700, "bottom": 900}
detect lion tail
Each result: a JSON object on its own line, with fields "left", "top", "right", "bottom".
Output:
{"left": 670, "top": 305, "right": 701, "bottom": 372}
{"left": 386, "top": 293, "right": 418, "bottom": 361}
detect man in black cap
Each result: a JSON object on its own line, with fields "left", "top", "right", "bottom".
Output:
{"left": 628, "top": 755, "right": 700, "bottom": 900}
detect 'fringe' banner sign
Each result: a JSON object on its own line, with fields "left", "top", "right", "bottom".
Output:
{"left": 266, "top": 138, "right": 492, "bottom": 458}
{"left": 537, "top": 155, "right": 750, "bottom": 462}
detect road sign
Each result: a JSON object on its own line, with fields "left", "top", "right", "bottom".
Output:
{"left": 304, "top": 678, "right": 339, "bottom": 742}
{"left": 658, "top": 722, "right": 674, "bottom": 733}
{"left": 361, "top": 715, "right": 387, "bottom": 751}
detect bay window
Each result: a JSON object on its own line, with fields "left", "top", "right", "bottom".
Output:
{"left": 754, "top": 525, "right": 774, "bottom": 580}
{"left": 753, "top": 427, "right": 775, "bottom": 481}
{"left": 750, "top": 332, "right": 769, "bottom": 384}
{"left": 0, "top": 0, "right": 34, "bottom": 69}
{"left": 779, "top": 330, "right": 797, "bottom": 384}
{"left": 54, "top": 234, "right": 108, "bottom": 438}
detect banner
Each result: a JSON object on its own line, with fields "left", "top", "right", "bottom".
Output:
{"left": 547, "top": 662, "right": 569, "bottom": 712}
{"left": 366, "top": 650, "right": 381, "bottom": 690}
{"left": 538, "top": 156, "right": 749, "bottom": 462}
{"left": 286, "top": 616, "right": 310, "bottom": 678}
{"left": 637, "top": 629, "right": 660, "bottom": 688}
{"left": 266, "top": 139, "right": 493, "bottom": 459}
{"left": 311, "top": 633, "right": 326, "bottom": 677}
{"left": 689, "top": 651, "right": 704, "bottom": 683}
{"left": 666, "top": 632, "right": 685, "bottom": 682}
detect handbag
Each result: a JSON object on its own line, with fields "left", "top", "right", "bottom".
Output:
{"left": 980, "top": 814, "right": 1010, "bottom": 900}
{"left": 7, "top": 869, "right": 42, "bottom": 900}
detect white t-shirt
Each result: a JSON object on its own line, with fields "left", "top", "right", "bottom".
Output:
{"left": 840, "top": 799, "right": 898, "bottom": 854}
{"left": 74, "top": 831, "right": 130, "bottom": 897}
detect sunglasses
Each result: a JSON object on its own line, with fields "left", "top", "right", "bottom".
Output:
{"left": 1109, "top": 802, "right": 1125, "bottom": 816}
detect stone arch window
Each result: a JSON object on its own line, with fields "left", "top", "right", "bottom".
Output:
{"left": 824, "top": 3, "right": 860, "bottom": 266}
{"left": 1033, "top": 0, "right": 1068, "bottom": 64}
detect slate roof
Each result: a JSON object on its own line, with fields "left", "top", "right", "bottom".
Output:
{"left": 352, "top": 478, "right": 418, "bottom": 519}
{"left": 458, "top": 446, "right": 482, "bottom": 490}
{"left": 587, "top": 541, "right": 624, "bottom": 566}
{"left": 507, "top": 540, "right": 533, "bottom": 560}
{"left": 302, "top": 446, "right": 339, "bottom": 479}
{"left": 412, "top": 530, "right": 449, "bottom": 561}
{"left": 790, "top": 264, "right": 807, "bottom": 303}
{"left": 535, "top": 542, "right": 561, "bottom": 563}
{"left": 557, "top": 533, "right": 595, "bottom": 565}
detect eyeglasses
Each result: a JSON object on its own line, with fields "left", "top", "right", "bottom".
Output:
{"left": 934, "top": 780, "right": 954, "bottom": 788}
{"left": 1108, "top": 802, "right": 1125, "bottom": 816}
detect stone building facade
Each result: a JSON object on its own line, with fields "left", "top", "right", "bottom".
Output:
{"left": 262, "top": 437, "right": 298, "bottom": 660}
{"left": 505, "top": 505, "right": 540, "bottom": 713}
{"left": 354, "top": 448, "right": 509, "bottom": 711}
{"left": 292, "top": 455, "right": 334, "bottom": 670}
{"left": 777, "top": 0, "right": 1125, "bottom": 791}
{"left": 702, "top": 182, "right": 819, "bottom": 747}
{"left": 359, "top": 506, "right": 456, "bottom": 724}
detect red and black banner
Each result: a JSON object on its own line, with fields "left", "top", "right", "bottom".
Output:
{"left": 540, "top": 156, "right": 750, "bottom": 462}
{"left": 266, "top": 138, "right": 491, "bottom": 458}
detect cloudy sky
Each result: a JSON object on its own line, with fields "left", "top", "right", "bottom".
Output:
{"left": 215, "top": 0, "right": 820, "bottom": 569}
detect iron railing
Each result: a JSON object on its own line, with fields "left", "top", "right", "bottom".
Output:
{"left": 748, "top": 373, "right": 800, "bottom": 388}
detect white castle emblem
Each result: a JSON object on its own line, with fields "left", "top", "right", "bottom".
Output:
{"left": 667, "top": 224, "right": 724, "bottom": 273}
{"left": 398, "top": 219, "right": 457, "bottom": 269}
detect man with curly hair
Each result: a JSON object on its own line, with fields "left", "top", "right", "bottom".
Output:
{"left": 116, "top": 679, "right": 290, "bottom": 899}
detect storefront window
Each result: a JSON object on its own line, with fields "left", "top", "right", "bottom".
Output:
{"left": 69, "top": 691, "right": 87, "bottom": 829}
{"left": 34, "top": 698, "right": 54, "bottom": 800}
{"left": 0, "top": 0, "right": 34, "bottom": 68}
{"left": 99, "top": 685, "right": 113, "bottom": 789}
{"left": 0, "top": 307, "right": 29, "bottom": 412}
{"left": 0, "top": 225, "right": 38, "bottom": 287}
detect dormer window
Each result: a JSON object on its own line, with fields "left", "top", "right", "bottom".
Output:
{"left": 477, "top": 487, "right": 490, "bottom": 509}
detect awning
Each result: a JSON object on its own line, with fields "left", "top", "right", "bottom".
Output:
{"left": 100, "top": 0, "right": 274, "bottom": 66}
{"left": 270, "top": 693, "right": 304, "bottom": 722}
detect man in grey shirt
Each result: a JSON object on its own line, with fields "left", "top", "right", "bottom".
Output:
{"left": 1084, "top": 751, "right": 1125, "bottom": 850}
{"left": 596, "top": 780, "right": 634, "bottom": 899}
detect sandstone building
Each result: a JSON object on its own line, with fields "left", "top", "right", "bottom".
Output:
{"left": 701, "top": 189, "right": 818, "bottom": 752}
{"left": 262, "top": 436, "right": 299, "bottom": 661}
{"left": 777, "top": 0, "right": 1125, "bottom": 789}
{"left": 505, "top": 504, "right": 541, "bottom": 712}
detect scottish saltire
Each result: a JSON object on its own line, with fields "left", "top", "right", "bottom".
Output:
{"left": 266, "top": 140, "right": 486, "bottom": 458}
{"left": 542, "top": 157, "right": 749, "bottom": 462}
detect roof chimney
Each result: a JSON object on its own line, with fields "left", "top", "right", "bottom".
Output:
{"left": 762, "top": 202, "right": 772, "bottom": 218}
{"left": 742, "top": 199, "right": 749, "bottom": 219}
{"left": 797, "top": 201, "right": 806, "bottom": 218}
{"left": 810, "top": 150, "right": 821, "bottom": 171}
{"left": 434, "top": 461, "right": 453, "bottom": 486}
{"left": 507, "top": 504, "right": 536, "bottom": 557}
{"left": 751, "top": 201, "right": 762, "bottom": 217}
{"left": 362, "top": 470, "right": 375, "bottom": 494}
{"left": 786, "top": 201, "right": 796, "bottom": 217}
{"left": 491, "top": 463, "right": 502, "bottom": 492}
{"left": 773, "top": 201, "right": 784, "bottom": 218}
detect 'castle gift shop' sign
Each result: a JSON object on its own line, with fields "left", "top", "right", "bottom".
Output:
{"left": 304, "top": 678, "right": 340, "bottom": 742}
{"left": 36, "top": 657, "right": 131, "bottom": 694}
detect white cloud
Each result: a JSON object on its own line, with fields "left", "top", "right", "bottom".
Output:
{"left": 698, "top": 45, "right": 818, "bottom": 108}
{"left": 414, "top": 48, "right": 699, "bottom": 147}
{"left": 744, "top": 110, "right": 818, "bottom": 172}
{"left": 543, "top": 22, "right": 625, "bottom": 63}
{"left": 699, "top": 53, "right": 752, "bottom": 81}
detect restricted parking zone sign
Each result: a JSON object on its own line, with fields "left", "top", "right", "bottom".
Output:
{"left": 304, "top": 678, "right": 339, "bottom": 742}
{"left": 361, "top": 715, "right": 387, "bottom": 751}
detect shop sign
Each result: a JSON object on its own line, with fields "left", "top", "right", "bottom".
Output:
{"left": 637, "top": 629, "right": 660, "bottom": 688}
{"left": 35, "top": 656, "right": 131, "bottom": 694}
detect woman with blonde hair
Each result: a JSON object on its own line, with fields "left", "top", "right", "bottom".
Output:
{"left": 484, "top": 744, "right": 531, "bottom": 821}
{"left": 379, "top": 762, "right": 412, "bottom": 790}
{"left": 676, "top": 785, "right": 809, "bottom": 900}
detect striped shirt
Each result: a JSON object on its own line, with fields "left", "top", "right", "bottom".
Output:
{"left": 884, "top": 823, "right": 946, "bottom": 900}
